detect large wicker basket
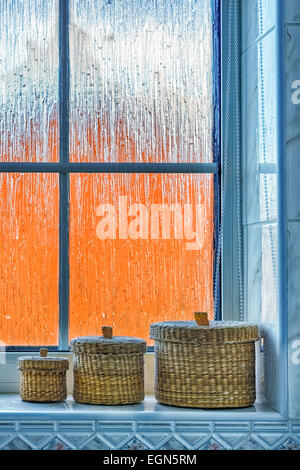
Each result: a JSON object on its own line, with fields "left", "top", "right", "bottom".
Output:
{"left": 70, "top": 326, "right": 147, "bottom": 405}
{"left": 18, "top": 349, "right": 69, "bottom": 403}
{"left": 150, "top": 313, "right": 260, "bottom": 409}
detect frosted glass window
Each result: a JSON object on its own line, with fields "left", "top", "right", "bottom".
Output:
{"left": 0, "top": 0, "right": 59, "bottom": 162}
{"left": 0, "top": 0, "right": 218, "bottom": 347}
{"left": 0, "top": 174, "right": 59, "bottom": 346}
{"left": 69, "top": 173, "right": 214, "bottom": 344}
{"left": 69, "top": 0, "right": 213, "bottom": 163}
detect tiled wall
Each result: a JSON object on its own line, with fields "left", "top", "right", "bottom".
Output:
{"left": 285, "top": 0, "right": 300, "bottom": 419}
{"left": 0, "top": 418, "right": 299, "bottom": 450}
{"left": 241, "top": 0, "right": 300, "bottom": 419}
{"left": 241, "top": 0, "right": 279, "bottom": 410}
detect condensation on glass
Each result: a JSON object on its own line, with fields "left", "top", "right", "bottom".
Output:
{"left": 69, "top": 173, "right": 214, "bottom": 344}
{"left": 69, "top": 0, "right": 213, "bottom": 163}
{"left": 0, "top": 0, "right": 59, "bottom": 162}
{"left": 0, "top": 173, "right": 59, "bottom": 346}
{"left": 0, "top": 0, "right": 215, "bottom": 346}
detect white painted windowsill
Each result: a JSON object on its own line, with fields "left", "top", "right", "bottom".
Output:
{"left": 0, "top": 394, "right": 283, "bottom": 421}
{"left": 0, "top": 348, "right": 281, "bottom": 422}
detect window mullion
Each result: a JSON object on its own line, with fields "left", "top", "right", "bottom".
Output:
{"left": 58, "top": 0, "right": 70, "bottom": 350}
{"left": 221, "top": 0, "right": 243, "bottom": 321}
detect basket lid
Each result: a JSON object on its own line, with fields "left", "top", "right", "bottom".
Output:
{"left": 18, "top": 349, "right": 69, "bottom": 371}
{"left": 150, "top": 313, "right": 260, "bottom": 345}
{"left": 70, "top": 326, "right": 147, "bottom": 354}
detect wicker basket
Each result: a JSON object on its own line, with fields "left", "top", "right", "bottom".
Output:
{"left": 18, "top": 349, "right": 69, "bottom": 403}
{"left": 70, "top": 326, "right": 147, "bottom": 405}
{"left": 150, "top": 313, "right": 260, "bottom": 409}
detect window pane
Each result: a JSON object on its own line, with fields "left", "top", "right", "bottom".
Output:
{"left": 0, "top": 174, "right": 59, "bottom": 345}
{"left": 0, "top": 0, "right": 59, "bottom": 162}
{"left": 70, "top": 0, "right": 213, "bottom": 163}
{"left": 69, "top": 173, "right": 214, "bottom": 344}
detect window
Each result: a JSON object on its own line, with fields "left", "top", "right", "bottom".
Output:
{"left": 0, "top": 0, "right": 220, "bottom": 349}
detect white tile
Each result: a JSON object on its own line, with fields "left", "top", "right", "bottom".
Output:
{"left": 242, "top": 45, "right": 259, "bottom": 224}
{"left": 242, "top": 32, "right": 277, "bottom": 225}
{"left": 286, "top": 25, "right": 300, "bottom": 144}
{"left": 285, "top": 0, "right": 300, "bottom": 23}
{"left": 287, "top": 222, "right": 300, "bottom": 418}
{"left": 285, "top": 25, "right": 300, "bottom": 219}
{"left": 257, "top": 31, "right": 277, "bottom": 165}
{"left": 244, "top": 223, "right": 279, "bottom": 409}
{"left": 245, "top": 223, "right": 278, "bottom": 323}
{"left": 241, "top": 0, "right": 259, "bottom": 52}
{"left": 244, "top": 224, "right": 262, "bottom": 322}
{"left": 241, "top": 0, "right": 276, "bottom": 53}
{"left": 286, "top": 140, "right": 300, "bottom": 220}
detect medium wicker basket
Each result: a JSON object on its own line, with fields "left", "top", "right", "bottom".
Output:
{"left": 18, "top": 349, "right": 69, "bottom": 403}
{"left": 150, "top": 313, "right": 260, "bottom": 409}
{"left": 70, "top": 326, "right": 147, "bottom": 405}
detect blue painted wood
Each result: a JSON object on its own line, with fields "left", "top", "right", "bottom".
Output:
{"left": 58, "top": 0, "right": 70, "bottom": 350}
{"left": 275, "top": 0, "right": 288, "bottom": 419}
{"left": 285, "top": 12, "right": 300, "bottom": 419}
{"left": 64, "top": 162, "right": 220, "bottom": 174}
{"left": 0, "top": 162, "right": 219, "bottom": 174}
{"left": 221, "top": 0, "right": 242, "bottom": 321}
{"left": 212, "top": 0, "right": 221, "bottom": 320}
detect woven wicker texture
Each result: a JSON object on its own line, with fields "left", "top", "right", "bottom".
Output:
{"left": 18, "top": 349, "right": 69, "bottom": 403}
{"left": 150, "top": 314, "right": 259, "bottom": 409}
{"left": 70, "top": 326, "right": 147, "bottom": 405}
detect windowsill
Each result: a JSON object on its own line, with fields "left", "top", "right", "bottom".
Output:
{"left": 0, "top": 394, "right": 284, "bottom": 421}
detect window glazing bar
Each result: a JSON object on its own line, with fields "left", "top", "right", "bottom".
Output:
{"left": 0, "top": 163, "right": 64, "bottom": 172}
{"left": 66, "top": 162, "right": 219, "bottom": 173}
{"left": 58, "top": 0, "right": 70, "bottom": 350}
{"left": 212, "top": 0, "right": 221, "bottom": 320}
{"left": 0, "top": 162, "right": 219, "bottom": 174}
{"left": 5, "top": 346, "right": 63, "bottom": 352}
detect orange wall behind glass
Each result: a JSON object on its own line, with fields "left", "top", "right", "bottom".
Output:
{"left": 0, "top": 0, "right": 215, "bottom": 346}
{"left": 0, "top": 155, "right": 214, "bottom": 347}
{"left": 69, "top": 173, "right": 214, "bottom": 345}
{"left": 0, "top": 173, "right": 59, "bottom": 345}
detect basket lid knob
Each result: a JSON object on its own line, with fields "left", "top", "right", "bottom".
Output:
{"left": 102, "top": 326, "right": 113, "bottom": 339}
{"left": 194, "top": 312, "right": 209, "bottom": 326}
{"left": 39, "top": 348, "right": 48, "bottom": 357}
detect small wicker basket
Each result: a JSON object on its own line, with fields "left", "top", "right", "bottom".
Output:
{"left": 150, "top": 313, "right": 260, "bottom": 409}
{"left": 18, "top": 349, "right": 69, "bottom": 403}
{"left": 70, "top": 326, "right": 147, "bottom": 405}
